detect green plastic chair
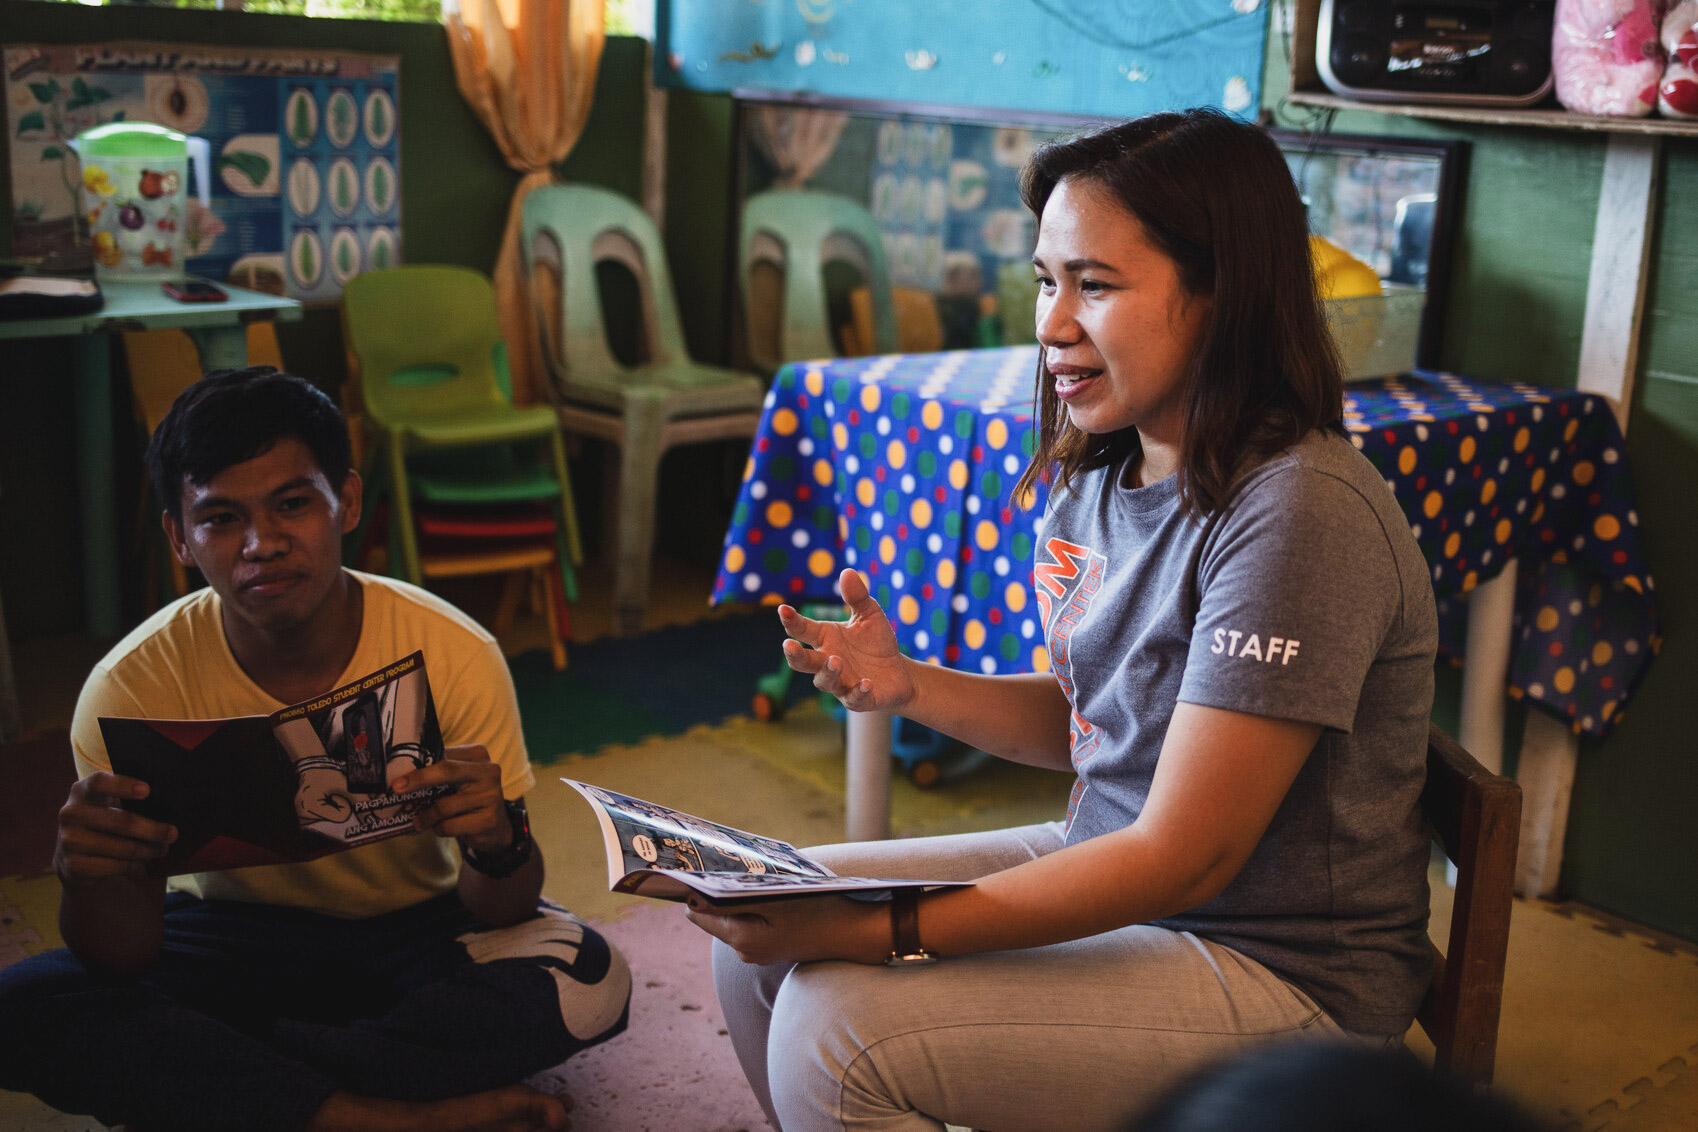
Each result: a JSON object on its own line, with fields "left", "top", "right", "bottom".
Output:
{"left": 341, "top": 264, "right": 582, "bottom": 601}
{"left": 740, "top": 188, "right": 899, "bottom": 376}
{"left": 520, "top": 183, "right": 765, "bottom": 636}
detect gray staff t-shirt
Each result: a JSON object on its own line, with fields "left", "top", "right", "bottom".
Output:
{"left": 1037, "top": 429, "right": 1437, "bottom": 1035}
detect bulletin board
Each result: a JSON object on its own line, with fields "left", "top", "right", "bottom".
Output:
{"left": 658, "top": 0, "right": 1269, "bottom": 120}
{"left": 4, "top": 41, "right": 400, "bottom": 301}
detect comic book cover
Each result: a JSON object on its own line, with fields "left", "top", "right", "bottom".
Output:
{"left": 99, "top": 652, "right": 449, "bottom": 875}
{"left": 563, "top": 779, "right": 972, "bottom": 903}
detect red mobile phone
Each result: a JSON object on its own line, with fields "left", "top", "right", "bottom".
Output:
{"left": 162, "top": 280, "right": 228, "bottom": 303}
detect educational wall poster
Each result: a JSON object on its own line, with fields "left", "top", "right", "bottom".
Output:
{"left": 657, "top": 0, "right": 1268, "bottom": 121}
{"left": 4, "top": 41, "right": 400, "bottom": 301}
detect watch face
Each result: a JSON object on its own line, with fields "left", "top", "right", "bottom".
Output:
{"left": 885, "top": 951, "right": 939, "bottom": 967}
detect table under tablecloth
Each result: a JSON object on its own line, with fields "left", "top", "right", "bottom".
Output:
{"left": 714, "top": 347, "right": 1659, "bottom": 738}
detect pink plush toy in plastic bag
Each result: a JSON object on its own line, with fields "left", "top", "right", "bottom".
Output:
{"left": 1553, "top": 0, "right": 1667, "bottom": 116}
{"left": 1660, "top": 0, "right": 1698, "bottom": 116}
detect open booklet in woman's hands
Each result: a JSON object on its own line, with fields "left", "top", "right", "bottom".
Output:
{"left": 563, "top": 779, "right": 972, "bottom": 903}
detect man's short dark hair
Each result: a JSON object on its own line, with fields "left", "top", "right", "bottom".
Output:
{"left": 147, "top": 366, "right": 353, "bottom": 520}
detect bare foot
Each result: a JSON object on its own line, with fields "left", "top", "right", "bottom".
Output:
{"left": 306, "top": 1084, "right": 573, "bottom": 1132}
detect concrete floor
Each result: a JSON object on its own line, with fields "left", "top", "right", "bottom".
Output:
{"left": 4, "top": 554, "right": 1697, "bottom": 1130}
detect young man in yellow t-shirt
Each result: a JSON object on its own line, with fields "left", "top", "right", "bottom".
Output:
{"left": 0, "top": 368, "right": 629, "bottom": 1132}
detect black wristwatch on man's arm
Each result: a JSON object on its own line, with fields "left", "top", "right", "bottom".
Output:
{"left": 459, "top": 798, "right": 535, "bottom": 878}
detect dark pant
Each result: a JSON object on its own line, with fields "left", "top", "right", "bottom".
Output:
{"left": 0, "top": 892, "right": 631, "bottom": 1132}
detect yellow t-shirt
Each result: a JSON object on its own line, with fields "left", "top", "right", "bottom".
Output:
{"left": 70, "top": 570, "right": 537, "bottom": 918}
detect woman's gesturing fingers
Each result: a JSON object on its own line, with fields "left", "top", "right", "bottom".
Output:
{"left": 781, "top": 635, "right": 824, "bottom": 674}
{"left": 777, "top": 603, "right": 823, "bottom": 648}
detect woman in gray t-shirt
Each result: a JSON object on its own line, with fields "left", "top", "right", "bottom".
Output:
{"left": 688, "top": 109, "right": 1438, "bottom": 1132}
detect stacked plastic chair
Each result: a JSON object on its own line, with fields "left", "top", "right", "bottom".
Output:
{"left": 342, "top": 265, "right": 581, "bottom": 669}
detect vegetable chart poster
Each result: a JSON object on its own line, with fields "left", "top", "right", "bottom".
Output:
{"left": 5, "top": 42, "right": 400, "bottom": 301}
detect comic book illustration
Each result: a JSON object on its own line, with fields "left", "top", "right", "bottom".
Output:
{"left": 563, "top": 779, "right": 972, "bottom": 903}
{"left": 100, "top": 652, "right": 449, "bottom": 875}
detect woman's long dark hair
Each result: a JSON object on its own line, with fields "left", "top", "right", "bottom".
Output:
{"left": 1012, "top": 109, "right": 1344, "bottom": 515}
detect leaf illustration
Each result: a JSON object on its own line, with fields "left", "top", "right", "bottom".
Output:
{"left": 28, "top": 80, "right": 60, "bottom": 103}
{"left": 370, "top": 162, "right": 388, "bottom": 207}
{"left": 372, "top": 239, "right": 390, "bottom": 269}
{"left": 17, "top": 111, "right": 46, "bottom": 135}
{"left": 113, "top": 110, "right": 127, "bottom": 121}
{"left": 337, "top": 240, "right": 352, "bottom": 273}
{"left": 299, "top": 239, "right": 315, "bottom": 281}
{"left": 41, "top": 145, "right": 62, "bottom": 160}
{"left": 219, "top": 151, "right": 272, "bottom": 187}
{"left": 369, "top": 97, "right": 387, "bottom": 138}
{"left": 291, "top": 98, "right": 313, "bottom": 143}
{"left": 68, "top": 77, "right": 109, "bottom": 108}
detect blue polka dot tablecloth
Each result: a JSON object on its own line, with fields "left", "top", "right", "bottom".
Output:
{"left": 712, "top": 348, "right": 1660, "bottom": 739}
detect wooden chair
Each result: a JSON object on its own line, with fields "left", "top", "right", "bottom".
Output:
{"left": 358, "top": 503, "right": 571, "bottom": 671}
{"left": 124, "top": 322, "right": 287, "bottom": 607}
{"left": 1417, "top": 723, "right": 1521, "bottom": 1085}
{"left": 840, "top": 285, "right": 944, "bottom": 356}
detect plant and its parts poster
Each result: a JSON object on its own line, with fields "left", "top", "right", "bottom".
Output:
{"left": 5, "top": 41, "right": 400, "bottom": 301}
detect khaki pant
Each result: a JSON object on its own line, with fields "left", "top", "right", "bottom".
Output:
{"left": 712, "top": 822, "right": 1350, "bottom": 1132}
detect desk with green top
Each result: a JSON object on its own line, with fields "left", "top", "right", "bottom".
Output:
{"left": 0, "top": 280, "right": 301, "bottom": 739}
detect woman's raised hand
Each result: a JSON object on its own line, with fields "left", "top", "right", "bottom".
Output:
{"left": 779, "top": 568, "right": 917, "bottom": 714}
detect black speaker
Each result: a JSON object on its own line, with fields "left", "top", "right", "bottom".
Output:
{"left": 1317, "top": 0, "right": 1555, "bottom": 106}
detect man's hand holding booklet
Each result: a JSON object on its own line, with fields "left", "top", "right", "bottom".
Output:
{"left": 563, "top": 779, "right": 970, "bottom": 903}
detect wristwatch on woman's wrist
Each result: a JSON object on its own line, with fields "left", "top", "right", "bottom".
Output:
{"left": 884, "top": 887, "right": 938, "bottom": 966}
{"left": 460, "top": 799, "right": 534, "bottom": 878}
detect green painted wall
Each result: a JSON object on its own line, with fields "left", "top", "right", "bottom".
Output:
{"left": 0, "top": 2, "right": 647, "bottom": 635}
{"left": 662, "top": 88, "right": 736, "bottom": 365}
{"left": 1263, "top": 39, "right": 1698, "bottom": 940}
{"left": 1567, "top": 142, "right": 1698, "bottom": 938}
